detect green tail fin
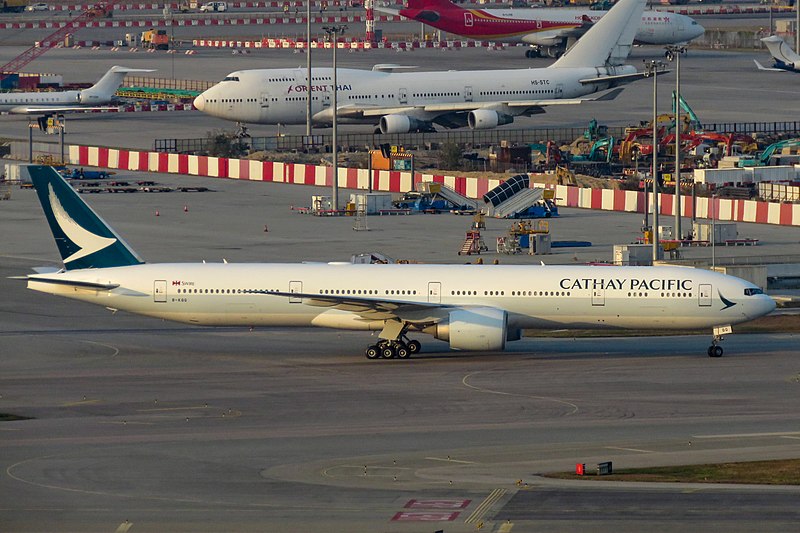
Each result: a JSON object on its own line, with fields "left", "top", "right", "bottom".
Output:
{"left": 29, "top": 165, "right": 144, "bottom": 270}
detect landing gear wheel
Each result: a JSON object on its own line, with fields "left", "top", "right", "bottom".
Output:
{"left": 381, "top": 345, "right": 396, "bottom": 359}
{"left": 365, "top": 345, "right": 379, "bottom": 359}
{"left": 406, "top": 339, "right": 421, "bottom": 354}
{"left": 396, "top": 345, "right": 410, "bottom": 359}
{"left": 709, "top": 345, "right": 723, "bottom": 358}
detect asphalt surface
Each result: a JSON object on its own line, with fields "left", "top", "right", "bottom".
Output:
{"left": 2, "top": 11, "right": 800, "bottom": 533}
{"left": 2, "top": 176, "right": 799, "bottom": 533}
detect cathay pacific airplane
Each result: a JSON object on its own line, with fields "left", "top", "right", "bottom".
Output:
{"left": 193, "top": 0, "right": 657, "bottom": 133}
{"left": 385, "top": 0, "right": 704, "bottom": 59}
{"left": 0, "top": 65, "right": 154, "bottom": 114}
{"left": 22, "top": 165, "right": 775, "bottom": 359}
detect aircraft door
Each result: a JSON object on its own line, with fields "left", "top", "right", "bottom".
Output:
{"left": 555, "top": 84, "right": 563, "bottom": 99}
{"left": 289, "top": 281, "right": 303, "bottom": 304}
{"left": 698, "top": 283, "right": 712, "bottom": 307}
{"left": 464, "top": 86, "right": 473, "bottom": 102}
{"left": 592, "top": 288, "right": 605, "bottom": 306}
{"left": 260, "top": 93, "right": 271, "bottom": 121}
{"left": 154, "top": 280, "right": 167, "bottom": 303}
{"left": 399, "top": 88, "right": 408, "bottom": 105}
{"left": 321, "top": 92, "right": 331, "bottom": 108}
{"left": 428, "top": 282, "right": 441, "bottom": 304}
{"left": 464, "top": 12, "right": 473, "bottom": 27}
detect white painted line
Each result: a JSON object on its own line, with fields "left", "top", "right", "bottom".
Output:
{"left": 115, "top": 521, "right": 133, "bottom": 532}
{"left": 425, "top": 457, "right": 476, "bottom": 464}
{"left": 605, "top": 446, "right": 653, "bottom": 453}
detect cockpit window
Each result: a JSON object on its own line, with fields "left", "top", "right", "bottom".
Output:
{"left": 744, "top": 288, "right": 763, "bottom": 296}
{"left": 223, "top": 76, "right": 240, "bottom": 82}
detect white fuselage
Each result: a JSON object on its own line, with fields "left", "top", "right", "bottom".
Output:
{"left": 28, "top": 263, "right": 775, "bottom": 332}
{"left": 0, "top": 88, "right": 112, "bottom": 113}
{"left": 481, "top": 8, "right": 704, "bottom": 45}
{"left": 0, "top": 90, "right": 81, "bottom": 113}
{"left": 193, "top": 65, "right": 634, "bottom": 126}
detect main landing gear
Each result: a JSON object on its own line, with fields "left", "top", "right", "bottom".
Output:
{"left": 365, "top": 337, "right": 421, "bottom": 360}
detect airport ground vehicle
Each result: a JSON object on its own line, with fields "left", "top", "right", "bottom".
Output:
{"left": 140, "top": 29, "right": 169, "bottom": 50}
{"left": 199, "top": 1, "right": 227, "bottom": 11}
{"left": 25, "top": 3, "right": 51, "bottom": 11}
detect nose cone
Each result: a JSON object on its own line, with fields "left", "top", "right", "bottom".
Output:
{"left": 688, "top": 18, "right": 705, "bottom": 40}
{"left": 758, "top": 295, "right": 777, "bottom": 318}
{"left": 193, "top": 93, "right": 206, "bottom": 111}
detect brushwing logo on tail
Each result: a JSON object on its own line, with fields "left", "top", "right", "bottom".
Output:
{"left": 48, "top": 184, "right": 117, "bottom": 263}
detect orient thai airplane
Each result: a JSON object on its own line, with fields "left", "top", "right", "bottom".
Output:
{"left": 383, "top": 0, "right": 704, "bottom": 58}
{"left": 0, "top": 65, "right": 154, "bottom": 114}
{"left": 22, "top": 165, "right": 775, "bottom": 359}
{"left": 194, "top": 0, "right": 655, "bottom": 134}
{"left": 755, "top": 35, "right": 800, "bottom": 72}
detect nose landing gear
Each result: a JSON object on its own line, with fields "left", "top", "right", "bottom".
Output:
{"left": 707, "top": 326, "right": 730, "bottom": 357}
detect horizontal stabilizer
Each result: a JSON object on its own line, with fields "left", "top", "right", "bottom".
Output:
{"left": 579, "top": 69, "right": 669, "bottom": 85}
{"left": 27, "top": 276, "right": 120, "bottom": 290}
{"left": 753, "top": 59, "right": 785, "bottom": 72}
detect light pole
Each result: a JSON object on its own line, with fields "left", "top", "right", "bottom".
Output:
{"left": 306, "top": 0, "right": 312, "bottom": 137}
{"left": 644, "top": 59, "right": 664, "bottom": 262}
{"left": 323, "top": 25, "right": 346, "bottom": 211}
{"left": 666, "top": 45, "right": 686, "bottom": 240}
{"left": 711, "top": 192, "right": 716, "bottom": 269}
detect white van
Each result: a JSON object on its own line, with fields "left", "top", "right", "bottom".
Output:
{"left": 199, "top": 1, "right": 227, "bottom": 12}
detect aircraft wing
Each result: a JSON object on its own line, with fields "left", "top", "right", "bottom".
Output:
{"left": 374, "top": 6, "right": 399, "bottom": 16}
{"left": 258, "top": 290, "right": 451, "bottom": 323}
{"left": 8, "top": 105, "right": 122, "bottom": 115}
{"left": 335, "top": 89, "right": 623, "bottom": 119}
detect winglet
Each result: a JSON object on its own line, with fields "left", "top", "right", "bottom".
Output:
{"left": 28, "top": 165, "right": 144, "bottom": 270}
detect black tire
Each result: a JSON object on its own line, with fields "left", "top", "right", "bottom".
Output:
{"left": 381, "top": 345, "right": 395, "bottom": 359}
{"left": 707, "top": 346, "right": 714, "bottom": 357}
{"left": 407, "top": 340, "right": 421, "bottom": 354}
{"left": 712, "top": 346, "right": 723, "bottom": 358}
{"left": 396, "top": 345, "right": 410, "bottom": 359}
{"left": 366, "top": 345, "right": 379, "bottom": 359}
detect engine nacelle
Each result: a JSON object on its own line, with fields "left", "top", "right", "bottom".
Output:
{"left": 468, "top": 109, "right": 514, "bottom": 130}
{"left": 379, "top": 114, "right": 428, "bottom": 134}
{"left": 426, "top": 307, "right": 507, "bottom": 351}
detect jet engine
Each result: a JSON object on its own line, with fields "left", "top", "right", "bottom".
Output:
{"left": 379, "top": 114, "right": 429, "bottom": 134}
{"left": 468, "top": 109, "right": 514, "bottom": 130}
{"left": 425, "top": 307, "right": 507, "bottom": 351}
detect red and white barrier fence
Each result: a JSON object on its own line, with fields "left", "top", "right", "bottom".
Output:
{"left": 193, "top": 37, "right": 511, "bottom": 49}
{"left": 67, "top": 144, "right": 800, "bottom": 227}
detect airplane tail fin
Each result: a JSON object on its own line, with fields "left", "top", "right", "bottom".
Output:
{"left": 551, "top": 0, "right": 645, "bottom": 69}
{"left": 78, "top": 66, "right": 156, "bottom": 104}
{"left": 28, "top": 165, "right": 144, "bottom": 270}
{"left": 761, "top": 35, "right": 800, "bottom": 65}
